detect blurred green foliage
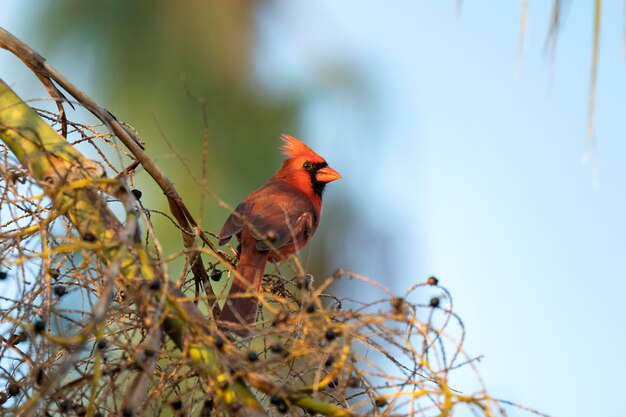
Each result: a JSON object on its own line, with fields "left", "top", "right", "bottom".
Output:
{"left": 37, "top": 1, "right": 308, "bottom": 268}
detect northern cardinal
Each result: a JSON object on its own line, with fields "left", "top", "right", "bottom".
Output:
{"left": 218, "top": 135, "right": 341, "bottom": 327}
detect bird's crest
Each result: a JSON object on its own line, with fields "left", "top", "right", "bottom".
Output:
{"left": 281, "top": 134, "right": 324, "bottom": 162}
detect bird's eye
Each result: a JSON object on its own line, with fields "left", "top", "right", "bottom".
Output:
{"left": 302, "top": 161, "right": 313, "bottom": 170}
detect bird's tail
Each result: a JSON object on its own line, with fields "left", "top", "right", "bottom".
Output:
{"left": 219, "top": 250, "right": 268, "bottom": 328}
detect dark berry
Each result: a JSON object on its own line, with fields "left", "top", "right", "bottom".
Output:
{"left": 131, "top": 189, "right": 142, "bottom": 200}
{"left": 53, "top": 285, "right": 67, "bottom": 297}
{"left": 97, "top": 340, "right": 107, "bottom": 350}
{"left": 270, "top": 395, "right": 288, "bottom": 413}
{"left": 328, "top": 377, "right": 339, "bottom": 388}
{"left": 33, "top": 320, "right": 46, "bottom": 334}
{"left": 7, "top": 383, "right": 20, "bottom": 396}
{"left": 122, "top": 407, "right": 134, "bottom": 417}
{"left": 0, "top": 392, "right": 7, "bottom": 405}
{"left": 171, "top": 399, "right": 183, "bottom": 410}
{"left": 277, "top": 402, "right": 288, "bottom": 413}
{"left": 82, "top": 232, "right": 96, "bottom": 242}
{"left": 270, "top": 343, "right": 283, "bottom": 354}
{"left": 214, "top": 336, "right": 224, "bottom": 350}
{"left": 35, "top": 368, "right": 45, "bottom": 385}
{"left": 209, "top": 269, "right": 223, "bottom": 282}
{"left": 49, "top": 268, "right": 60, "bottom": 279}
{"left": 429, "top": 297, "right": 440, "bottom": 308}
{"left": 58, "top": 400, "right": 72, "bottom": 412}
{"left": 75, "top": 405, "right": 87, "bottom": 416}
{"left": 305, "top": 303, "right": 316, "bottom": 313}
{"left": 8, "top": 332, "right": 26, "bottom": 345}
{"left": 149, "top": 280, "right": 161, "bottom": 291}
{"left": 247, "top": 351, "right": 258, "bottom": 362}
{"left": 325, "top": 329, "right": 337, "bottom": 341}
{"left": 270, "top": 395, "right": 282, "bottom": 406}
{"left": 427, "top": 276, "right": 439, "bottom": 286}
{"left": 0, "top": 270, "right": 7, "bottom": 280}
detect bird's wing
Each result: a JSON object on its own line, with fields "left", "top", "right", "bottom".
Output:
{"left": 219, "top": 184, "right": 316, "bottom": 253}
{"left": 218, "top": 200, "right": 254, "bottom": 245}
{"left": 252, "top": 205, "right": 314, "bottom": 252}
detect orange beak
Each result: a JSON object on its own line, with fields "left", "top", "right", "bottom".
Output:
{"left": 315, "top": 166, "right": 341, "bottom": 183}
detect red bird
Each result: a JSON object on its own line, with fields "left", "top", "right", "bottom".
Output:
{"left": 218, "top": 135, "right": 341, "bottom": 327}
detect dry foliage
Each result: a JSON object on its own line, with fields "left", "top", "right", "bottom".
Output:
{"left": 0, "top": 28, "right": 546, "bottom": 417}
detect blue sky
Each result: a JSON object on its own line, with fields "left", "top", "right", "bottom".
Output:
{"left": 257, "top": 2, "right": 625, "bottom": 416}
{"left": 2, "top": 2, "right": 625, "bottom": 416}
